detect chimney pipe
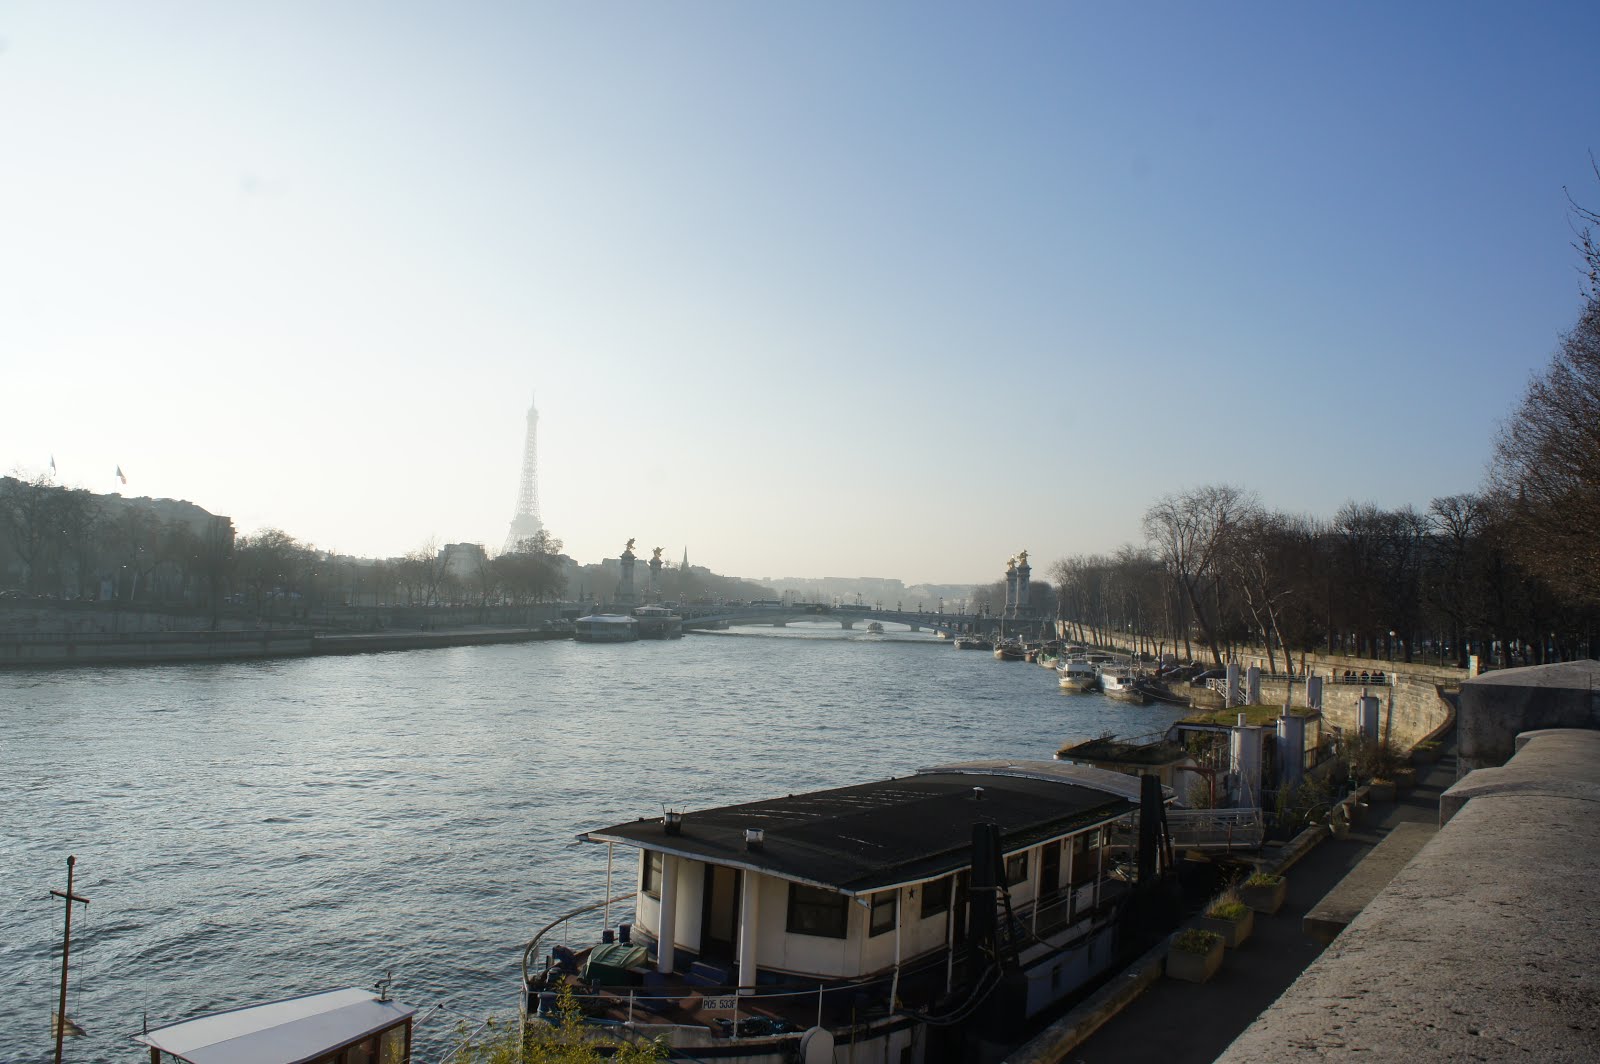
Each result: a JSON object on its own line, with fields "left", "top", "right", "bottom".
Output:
{"left": 663, "top": 810, "right": 683, "bottom": 836}
{"left": 745, "top": 827, "right": 764, "bottom": 850}
{"left": 972, "top": 786, "right": 985, "bottom": 801}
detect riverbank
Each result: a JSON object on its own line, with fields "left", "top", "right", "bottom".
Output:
{"left": 0, "top": 624, "right": 568, "bottom": 667}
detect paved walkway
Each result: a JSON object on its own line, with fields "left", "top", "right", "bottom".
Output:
{"left": 1061, "top": 745, "right": 1456, "bottom": 1064}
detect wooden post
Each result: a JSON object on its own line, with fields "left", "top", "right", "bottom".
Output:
{"left": 51, "top": 855, "right": 90, "bottom": 1064}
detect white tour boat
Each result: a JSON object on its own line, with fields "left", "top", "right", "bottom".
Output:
{"left": 1057, "top": 658, "right": 1100, "bottom": 692}
{"left": 520, "top": 760, "right": 1174, "bottom": 1063}
{"left": 574, "top": 613, "right": 642, "bottom": 643}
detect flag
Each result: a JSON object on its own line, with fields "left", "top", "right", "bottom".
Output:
{"left": 115, "top": 465, "right": 127, "bottom": 485}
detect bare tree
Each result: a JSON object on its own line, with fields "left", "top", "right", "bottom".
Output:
{"left": 1489, "top": 299, "right": 1600, "bottom": 604}
{"left": 1567, "top": 153, "right": 1600, "bottom": 301}
{"left": 1143, "top": 485, "right": 1258, "bottom": 665}
{"left": 0, "top": 472, "right": 64, "bottom": 593}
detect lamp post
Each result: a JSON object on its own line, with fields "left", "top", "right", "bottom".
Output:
{"left": 1388, "top": 630, "right": 1396, "bottom": 663}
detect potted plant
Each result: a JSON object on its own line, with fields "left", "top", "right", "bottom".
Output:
{"left": 1412, "top": 740, "right": 1440, "bottom": 766}
{"left": 1393, "top": 765, "right": 1418, "bottom": 793}
{"left": 1167, "top": 928, "right": 1225, "bottom": 983}
{"left": 1197, "top": 889, "right": 1254, "bottom": 948}
{"left": 1238, "top": 871, "right": 1287, "bottom": 915}
{"left": 1369, "top": 777, "right": 1396, "bottom": 802}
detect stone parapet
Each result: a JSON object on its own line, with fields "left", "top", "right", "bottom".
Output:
{"left": 1218, "top": 728, "right": 1600, "bottom": 1063}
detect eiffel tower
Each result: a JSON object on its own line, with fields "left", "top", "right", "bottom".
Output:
{"left": 503, "top": 394, "right": 544, "bottom": 554}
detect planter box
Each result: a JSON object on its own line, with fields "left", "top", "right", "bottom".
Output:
{"left": 1369, "top": 780, "right": 1396, "bottom": 803}
{"left": 1393, "top": 767, "right": 1417, "bottom": 793}
{"left": 1240, "top": 878, "right": 1287, "bottom": 915}
{"left": 1412, "top": 744, "right": 1440, "bottom": 766}
{"left": 1198, "top": 908, "right": 1254, "bottom": 948}
{"left": 1167, "top": 934, "right": 1225, "bottom": 983}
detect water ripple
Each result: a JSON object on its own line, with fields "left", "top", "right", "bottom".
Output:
{"left": 0, "top": 633, "right": 1184, "bottom": 1062}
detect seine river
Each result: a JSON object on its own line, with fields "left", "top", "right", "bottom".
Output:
{"left": 0, "top": 626, "right": 1188, "bottom": 1062}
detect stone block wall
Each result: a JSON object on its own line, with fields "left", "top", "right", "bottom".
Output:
{"left": 1256, "top": 674, "right": 1450, "bottom": 749}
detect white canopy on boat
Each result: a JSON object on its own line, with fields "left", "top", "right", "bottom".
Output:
{"left": 133, "top": 988, "right": 414, "bottom": 1064}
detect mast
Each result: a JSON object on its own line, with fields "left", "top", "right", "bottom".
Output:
{"left": 51, "top": 855, "right": 90, "bottom": 1064}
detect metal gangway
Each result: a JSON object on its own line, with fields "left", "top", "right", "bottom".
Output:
{"left": 1164, "top": 807, "right": 1266, "bottom": 852}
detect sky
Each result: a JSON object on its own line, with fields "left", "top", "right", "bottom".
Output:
{"left": 2, "top": 3, "right": 1597, "bottom": 585}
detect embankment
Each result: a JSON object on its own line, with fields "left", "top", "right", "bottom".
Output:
{"left": 1, "top": 626, "right": 567, "bottom": 668}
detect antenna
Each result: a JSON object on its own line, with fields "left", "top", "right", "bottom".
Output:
{"left": 373, "top": 970, "right": 392, "bottom": 1003}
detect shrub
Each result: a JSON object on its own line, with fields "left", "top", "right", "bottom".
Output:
{"left": 1206, "top": 887, "right": 1249, "bottom": 921}
{"left": 1172, "top": 928, "right": 1223, "bottom": 954}
{"left": 1243, "top": 872, "right": 1283, "bottom": 889}
{"left": 1345, "top": 735, "right": 1403, "bottom": 783}
{"left": 449, "top": 984, "right": 664, "bottom": 1064}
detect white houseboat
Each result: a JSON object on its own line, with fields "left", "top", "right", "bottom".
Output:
{"left": 1099, "top": 667, "right": 1148, "bottom": 704}
{"left": 134, "top": 986, "right": 414, "bottom": 1064}
{"left": 1057, "top": 658, "right": 1100, "bottom": 692}
{"left": 521, "top": 760, "right": 1173, "bottom": 1062}
{"left": 574, "top": 613, "right": 641, "bottom": 643}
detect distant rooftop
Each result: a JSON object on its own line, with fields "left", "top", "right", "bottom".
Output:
{"left": 1058, "top": 737, "right": 1189, "bottom": 766}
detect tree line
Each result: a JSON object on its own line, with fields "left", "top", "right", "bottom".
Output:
{"left": 1035, "top": 174, "right": 1600, "bottom": 671}
{"left": 0, "top": 479, "right": 572, "bottom": 621}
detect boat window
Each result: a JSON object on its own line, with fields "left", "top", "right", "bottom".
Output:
{"left": 378, "top": 1024, "right": 408, "bottom": 1064}
{"left": 869, "top": 890, "right": 897, "bottom": 937}
{"left": 1005, "top": 852, "right": 1029, "bottom": 886}
{"left": 643, "top": 852, "right": 663, "bottom": 899}
{"left": 343, "top": 1036, "right": 379, "bottom": 1064}
{"left": 786, "top": 883, "right": 849, "bottom": 939}
{"left": 920, "top": 876, "right": 951, "bottom": 918}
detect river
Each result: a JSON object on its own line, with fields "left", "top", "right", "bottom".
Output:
{"left": 0, "top": 626, "right": 1188, "bottom": 1062}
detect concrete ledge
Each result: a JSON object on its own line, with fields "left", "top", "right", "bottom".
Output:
{"left": 1302, "top": 822, "right": 1435, "bottom": 944}
{"left": 1441, "top": 728, "right": 1600, "bottom": 823}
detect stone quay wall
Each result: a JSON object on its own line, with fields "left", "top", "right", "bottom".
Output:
{"left": 1084, "top": 629, "right": 1459, "bottom": 748}
{"left": 1257, "top": 674, "right": 1451, "bottom": 749}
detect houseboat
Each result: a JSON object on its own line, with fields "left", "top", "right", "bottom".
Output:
{"left": 1057, "top": 658, "right": 1100, "bottom": 692}
{"left": 993, "top": 639, "right": 1027, "bottom": 661}
{"left": 633, "top": 605, "right": 684, "bottom": 639}
{"left": 134, "top": 986, "right": 414, "bottom": 1063}
{"left": 1099, "top": 667, "right": 1148, "bottom": 704}
{"left": 521, "top": 760, "right": 1174, "bottom": 1062}
{"left": 574, "top": 613, "right": 641, "bottom": 643}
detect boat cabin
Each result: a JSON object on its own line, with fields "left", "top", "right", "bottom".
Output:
{"left": 530, "top": 760, "right": 1171, "bottom": 1060}
{"left": 134, "top": 988, "right": 414, "bottom": 1064}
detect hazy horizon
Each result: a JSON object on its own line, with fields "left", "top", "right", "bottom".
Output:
{"left": 4, "top": 4, "right": 1597, "bottom": 584}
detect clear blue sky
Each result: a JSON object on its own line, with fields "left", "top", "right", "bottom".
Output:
{"left": 2, "top": 3, "right": 1596, "bottom": 583}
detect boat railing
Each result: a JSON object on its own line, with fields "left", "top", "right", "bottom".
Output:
{"left": 528, "top": 945, "right": 978, "bottom": 1041}
{"left": 521, "top": 890, "right": 641, "bottom": 986}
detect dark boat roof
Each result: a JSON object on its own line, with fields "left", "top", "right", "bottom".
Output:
{"left": 582, "top": 760, "right": 1146, "bottom": 895}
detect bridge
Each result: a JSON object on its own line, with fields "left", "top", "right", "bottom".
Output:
{"left": 671, "top": 602, "right": 1051, "bottom": 638}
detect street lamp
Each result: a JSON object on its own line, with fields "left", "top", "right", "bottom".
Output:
{"left": 1388, "top": 630, "right": 1396, "bottom": 663}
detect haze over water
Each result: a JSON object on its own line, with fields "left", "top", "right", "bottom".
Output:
{"left": 0, "top": 629, "right": 1185, "bottom": 1062}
